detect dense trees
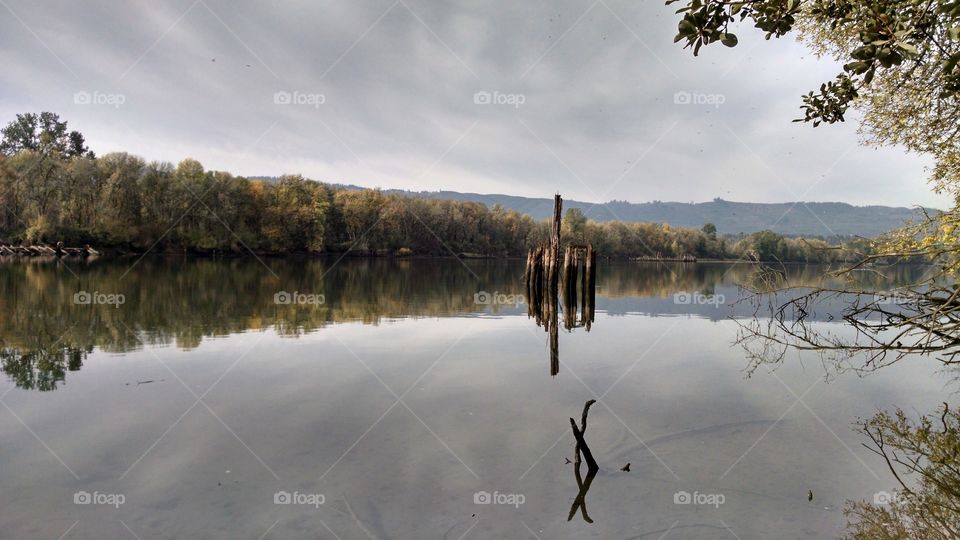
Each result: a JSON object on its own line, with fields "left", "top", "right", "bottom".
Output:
{"left": 0, "top": 112, "right": 91, "bottom": 157}
{"left": 0, "top": 112, "right": 859, "bottom": 262}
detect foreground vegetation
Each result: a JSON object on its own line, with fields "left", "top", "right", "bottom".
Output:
{"left": 667, "top": 0, "right": 960, "bottom": 535}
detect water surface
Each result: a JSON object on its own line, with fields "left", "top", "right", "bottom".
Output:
{"left": 0, "top": 258, "right": 946, "bottom": 539}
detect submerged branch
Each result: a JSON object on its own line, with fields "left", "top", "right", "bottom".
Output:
{"left": 570, "top": 398, "right": 599, "bottom": 473}
{"left": 574, "top": 399, "right": 597, "bottom": 468}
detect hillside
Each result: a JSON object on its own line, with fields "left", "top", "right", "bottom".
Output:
{"left": 381, "top": 190, "right": 932, "bottom": 237}
{"left": 248, "top": 179, "right": 931, "bottom": 237}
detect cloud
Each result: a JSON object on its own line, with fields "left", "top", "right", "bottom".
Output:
{"left": 0, "top": 0, "right": 946, "bottom": 209}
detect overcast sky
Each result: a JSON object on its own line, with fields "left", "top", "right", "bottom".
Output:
{"left": 0, "top": 0, "right": 947, "bottom": 209}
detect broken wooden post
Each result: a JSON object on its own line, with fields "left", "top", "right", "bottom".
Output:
{"left": 548, "top": 194, "right": 562, "bottom": 294}
{"left": 569, "top": 419, "right": 598, "bottom": 473}
{"left": 586, "top": 243, "right": 596, "bottom": 330}
{"left": 573, "top": 399, "right": 596, "bottom": 468}
{"left": 552, "top": 194, "right": 562, "bottom": 253}
{"left": 523, "top": 195, "right": 601, "bottom": 372}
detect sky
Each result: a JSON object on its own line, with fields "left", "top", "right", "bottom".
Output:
{"left": 0, "top": 0, "right": 948, "bottom": 209}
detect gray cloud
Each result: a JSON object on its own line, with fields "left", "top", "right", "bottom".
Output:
{"left": 0, "top": 0, "right": 946, "bottom": 208}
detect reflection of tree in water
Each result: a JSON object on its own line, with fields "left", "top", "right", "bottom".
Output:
{"left": 1, "top": 345, "right": 88, "bottom": 391}
{"left": 845, "top": 403, "right": 960, "bottom": 539}
{"left": 734, "top": 263, "right": 960, "bottom": 537}
{"left": 0, "top": 259, "right": 925, "bottom": 392}
{"left": 0, "top": 258, "right": 532, "bottom": 391}
{"left": 735, "top": 263, "right": 943, "bottom": 376}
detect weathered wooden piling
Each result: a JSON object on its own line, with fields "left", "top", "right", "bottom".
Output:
{"left": 524, "top": 194, "right": 600, "bottom": 372}
{"left": 585, "top": 244, "right": 596, "bottom": 330}
{"left": 525, "top": 194, "right": 563, "bottom": 291}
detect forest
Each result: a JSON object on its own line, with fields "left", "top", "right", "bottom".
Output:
{"left": 0, "top": 112, "right": 868, "bottom": 263}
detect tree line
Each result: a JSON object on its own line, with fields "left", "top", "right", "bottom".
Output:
{"left": 0, "top": 112, "right": 865, "bottom": 262}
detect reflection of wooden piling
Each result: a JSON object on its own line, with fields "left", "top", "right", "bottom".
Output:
{"left": 562, "top": 245, "right": 577, "bottom": 330}
{"left": 580, "top": 247, "right": 587, "bottom": 324}
{"left": 549, "top": 313, "right": 559, "bottom": 376}
{"left": 523, "top": 249, "right": 532, "bottom": 283}
{"left": 550, "top": 243, "right": 595, "bottom": 331}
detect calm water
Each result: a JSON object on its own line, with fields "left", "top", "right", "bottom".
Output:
{"left": 0, "top": 258, "right": 948, "bottom": 539}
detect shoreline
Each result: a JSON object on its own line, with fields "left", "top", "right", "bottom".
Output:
{"left": 0, "top": 250, "right": 924, "bottom": 266}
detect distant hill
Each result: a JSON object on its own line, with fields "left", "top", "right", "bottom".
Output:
{"left": 248, "top": 178, "right": 931, "bottom": 237}
{"left": 399, "top": 191, "right": 934, "bottom": 237}
{"left": 384, "top": 191, "right": 932, "bottom": 237}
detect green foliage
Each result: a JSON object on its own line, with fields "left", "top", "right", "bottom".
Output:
{"left": 0, "top": 112, "right": 90, "bottom": 157}
{"left": 563, "top": 208, "right": 588, "bottom": 244}
{"left": 670, "top": 0, "right": 800, "bottom": 55}
{"left": 744, "top": 229, "right": 788, "bottom": 260}
{"left": 667, "top": 0, "right": 960, "bottom": 128}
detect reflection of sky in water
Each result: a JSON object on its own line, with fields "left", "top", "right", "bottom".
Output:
{"left": 0, "top": 259, "right": 941, "bottom": 537}
{"left": 0, "top": 308, "right": 948, "bottom": 539}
